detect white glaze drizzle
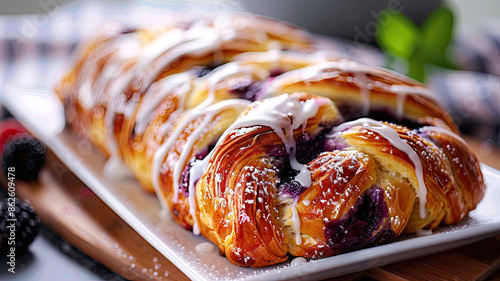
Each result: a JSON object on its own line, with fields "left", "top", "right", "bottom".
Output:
{"left": 137, "top": 23, "right": 231, "bottom": 91}
{"left": 396, "top": 91, "right": 407, "bottom": 120}
{"left": 389, "top": 84, "right": 434, "bottom": 99}
{"left": 150, "top": 107, "right": 193, "bottom": 212}
{"left": 171, "top": 62, "right": 269, "bottom": 202}
{"left": 138, "top": 28, "right": 184, "bottom": 68}
{"left": 390, "top": 85, "right": 434, "bottom": 120}
{"left": 291, "top": 198, "right": 302, "bottom": 245}
{"left": 266, "top": 59, "right": 436, "bottom": 119}
{"left": 267, "top": 41, "right": 282, "bottom": 70}
{"left": 134, "top": 73, "right": 193, "bottom": 135}
{"left": 94, "top": 35, "right": 150, "bottom": 170}
{"left": 354, "top": 72, "right": 371, "bottom": 116}
{"left": 333, "top": 60, "right": 373, "bottom": 116}
{"left": 150, "top": 99, "right": 251, "bottom": 233}
{"left": 332, "top": 118, "right": 427, "bottom": 218}
{"left": 97, "top": 27, "right": 195, "bottom": 163}
{"left": 225, "top": 94, "right": 318, "bottom": 187}
{"left": 419, "top": 126, "right": 468, "bottom": 146}
{"left": 78, "top": 34, "right": 137, "bottom": 111}
{"left": 102, "top": 65, "right": 137, "bottom": 166}
{"left": 80, "top": 29, "right": 145, "bottom": 111}
{"left": 200, "top": 62, "right": 270, "bottom": 108}
{"left": 233, "top": 46, "right": 286, "bottom": 67}
{"left": 157, "top": 108, "right": 184, "bottom": 137}
{"left": 75, "top": 22, "right": 443, "bottom": 246}
{"left": 189, "top": 94, "right": 321, "bottom": 242}
{"left": 73, "top": 17, "right": 333, "bottom": 239}
{"left": 99, "top": 20, "right": 237, "bottom": 176}
{"left": 81, "top": 16, "right": 301, "bottom": 183}
{"left": 150, "top": 61, "right": 267, "bottom": 217}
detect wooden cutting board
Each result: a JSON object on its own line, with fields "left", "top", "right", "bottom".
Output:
{"left": 1, "top": 137, "right": 499, "bottom": 281}
{"left": 0, "top": 151, "right": 189, "bottom": 281}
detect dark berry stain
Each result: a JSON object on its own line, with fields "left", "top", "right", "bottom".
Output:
{"left": 324, "top": 187, "right": 394, "bottom": 252}
{"left": 179, "top": 145, "right": 214, "bottom": 197}
{"left": 229, "top": 80, "right": 264, "bottom": 102}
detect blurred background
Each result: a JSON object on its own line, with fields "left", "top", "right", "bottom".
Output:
{"left": 1, "top": 0, "right": 498, "bottom": 148}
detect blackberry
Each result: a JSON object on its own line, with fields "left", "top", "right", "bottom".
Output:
{"left": 0, "top": 197, "right": 41, "bottom": 255}
{"left": 1, "top": 137, "right": 46, "bottom": 180}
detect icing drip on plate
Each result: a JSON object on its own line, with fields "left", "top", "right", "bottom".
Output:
{"left": 290, "top": 257, "right": 307, "bottom": 266}
{"left": 195, "top": 242, "right": 215, "bottom": 254}
{"left": 103, "top": 155, "right": 135, "bottom": 180}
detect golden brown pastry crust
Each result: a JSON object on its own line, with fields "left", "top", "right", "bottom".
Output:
{"left": 56, "top": 13, "right": 485, "bottom": 268}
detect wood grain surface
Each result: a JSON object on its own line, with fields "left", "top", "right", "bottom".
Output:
{"left": 1, "top": 152, "right": 189, "bottom": 281}
{"left": 1, "top": 136, "right": 499, "bottom": 281}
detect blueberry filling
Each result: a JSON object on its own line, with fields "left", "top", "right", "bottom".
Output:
{"left": 179, "top": 145, "right": 214, "bottom": 197}
{"left": 270, "top": 147, "right": 304, "bottom": 198}
{"left": 229, "top": 80, "right": 264, "bottom": 102}
{"left": 276, "top": 157, "right": 306, "bottom": 199}
{"left": 269, "top": 69, "right": 284, "bottom": 77}
{"left": 119, "top": 27, "right": 137, "bottom": 34}
{"left": 179, "top": 162, "right": 192, "bottom": 197}
{"left": 295, "top": 133, "right": 326, "bottom": 164}
{"left": 273, "top": 132, "right": 328, "bottom": 198}
{"left": 280, "top": 180, "right": 306, "bottom": 198}
{"left": 131, "top": 125, "right": 137, "bottom": 139}
{"left": 268, "top": 132, "right": 328, "bottom": 165}
{"left": 324, "top": 187, "right": 394, "bottom": 252}
{"left": 192, "top": 64, "right": 222, "bottom": 77}
{"left": 228, "top": 69, "right": 283, "bottom": 102}
{"left": 323, "top": 137, "right": 347, "bottom": 152}
{"left": 337, "top": 103, "right": 425, "bottom": 130}
{"left": 267, "top": 145, "right": 288, "bottom": 157}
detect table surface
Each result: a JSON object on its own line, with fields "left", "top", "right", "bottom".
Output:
{"left": 1, "top": 136, "right": 499, "bottom": 281}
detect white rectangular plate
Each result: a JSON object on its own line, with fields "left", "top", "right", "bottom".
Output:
{"left": 2, "top": 87, "right": 500, "bottom": 281}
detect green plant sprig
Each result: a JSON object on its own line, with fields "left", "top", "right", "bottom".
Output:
{"left": 376, "top": 5, "right": 456, "bottom": 82}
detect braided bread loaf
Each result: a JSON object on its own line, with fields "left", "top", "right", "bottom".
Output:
{"left": 56, "top": 14, "right": 485, "bottom": 267}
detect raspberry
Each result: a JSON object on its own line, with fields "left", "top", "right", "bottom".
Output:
{"left": 0, "top": 198, "right": 41, "bottom": 255}
{"left": 1, "top": 137, "right": 46, "bottom": 180}
{"left": 0, "top": 118, "right": 28, "bottom": 154}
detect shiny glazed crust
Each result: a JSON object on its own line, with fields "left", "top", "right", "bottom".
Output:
{"left": 56, "top": 13, "right": 485, "bottom": 267}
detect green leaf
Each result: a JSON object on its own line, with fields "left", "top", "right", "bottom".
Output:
{"left": 417, "top": 5, "right": 454, "bottom": 64}
{"left": 407, "top": 59, "right": 425, "bottom": 82}
{"left": 424, "top": 48, "right": 457, "bottom": 69}
{"left": 376, "top": 9, "right": 420, "bottom": 59}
